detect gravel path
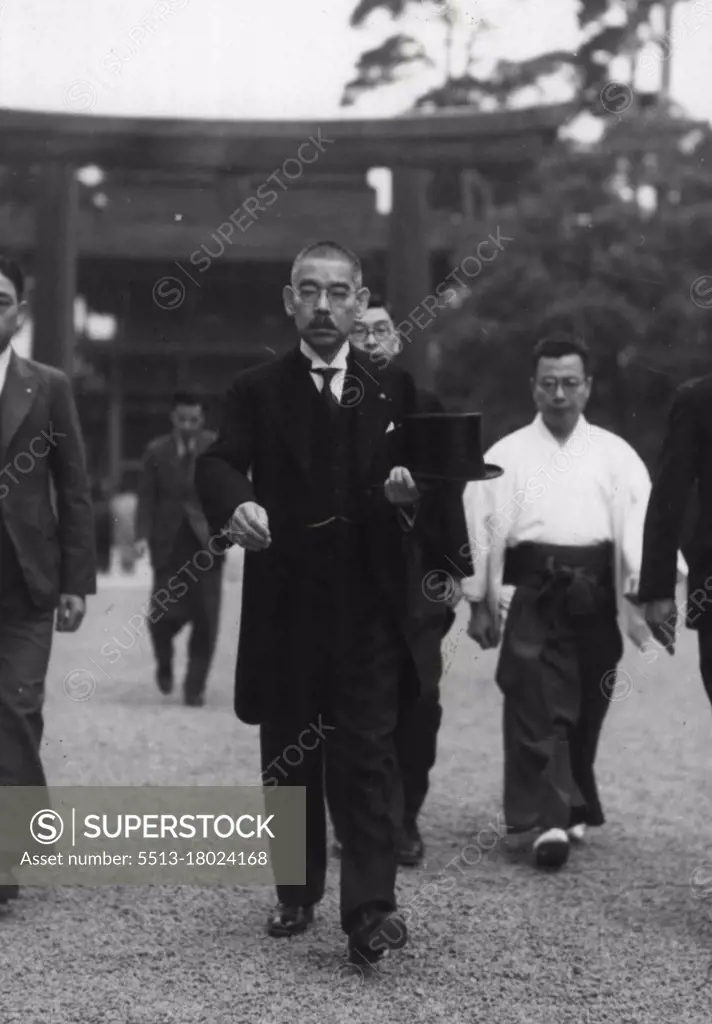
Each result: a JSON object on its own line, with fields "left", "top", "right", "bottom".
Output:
{"left": 2, "top": 571, "right": 711, "bottom": 1024}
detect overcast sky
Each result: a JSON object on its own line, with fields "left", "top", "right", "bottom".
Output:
{"left": 0, "top": 0, "right": 710, "bottom": 123}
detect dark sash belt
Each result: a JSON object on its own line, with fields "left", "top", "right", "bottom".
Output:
{"left": 503, "top": 541, "right": 615, "bottom": 620}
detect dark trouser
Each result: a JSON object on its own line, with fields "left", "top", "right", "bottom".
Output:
{"left": 329, "top": 611, "right": 451, "bottom": 839}
{"left": 0, "top": 583, "right": 55, "bottom": 879}
{"left": 497, "top": 542, "right": 623, "bottom": 834}
{"left": 94, "top": 500, "right": 112, "bottom": 573}
{"left": 329, "top": 687, "right": 441, "bottom": 842}
{"left": 394, "top": 607, "right": 454, "bottom": 828}
{"left": 697, "top": 630, "right": 712, "bottom": 707}
{"left": 148, "top": 521, "right": 223, "bottom": 698}
{"left": 326, "top": 687, "right": 440, "bottom": 853}
{"left": 394, "top": 686, "right": 442, "bottom": 829}
{"left": 260, "top": 521, "right": 406, "bottom": 934}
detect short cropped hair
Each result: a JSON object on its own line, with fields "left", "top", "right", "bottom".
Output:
{"left": 532, "top": 332, "right": 591, "bottom": 374}
{"left": 172, "top": 390, "right": 205, "bottom": 409}
{"left": 0, "top": 256, "right": 25, "bottom": 301}
{"left": 291, "top": 240, "right": 363, "bottom": 288}
{"left": 367, "top": 293, "right": 392, "bottom": 314}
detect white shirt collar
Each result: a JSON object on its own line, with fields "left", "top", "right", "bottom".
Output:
{"left": 175, "top": 434, "right": 196, "bottom": 457}
{"left": 0, "top": 344, "right": 13, "bottom": 373}
{"left": 0, "top": 343, "right": 13, "bottom": 396}
{"left": 299, "top": 338, "right": 349, "bottom": 371}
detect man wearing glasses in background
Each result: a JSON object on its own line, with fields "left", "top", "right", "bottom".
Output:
{"left": 346, "top": 298, "right": 465, "bottom": 867}
{"left": 348, "top": 300, "right": 403, "bottom": 369}
{"left": 462, "top": 334, "right": 661, "bottom": 870}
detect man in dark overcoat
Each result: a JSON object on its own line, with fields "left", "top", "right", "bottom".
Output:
{"left": 195, "top": 241, "right": 472, "bottom": 965}
{"left": 346, "top": 298, "right": 466, "bottom": 866}
{"left": 639, "top": 375, "right": 712, "bottom": 704}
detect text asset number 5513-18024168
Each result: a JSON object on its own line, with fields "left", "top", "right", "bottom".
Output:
{"left": 137, "top": 850, "right": 269, "bottom": 867}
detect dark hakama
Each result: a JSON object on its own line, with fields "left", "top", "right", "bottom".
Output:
{"left": 496, "top": 541, "right": 623, "bottom": 833}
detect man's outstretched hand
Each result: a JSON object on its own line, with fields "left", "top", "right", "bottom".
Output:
{"left": 643, "top": 597, "right": 677, "bottom": 655}
{"left": 226, "top": 502, "right": 271, "bottom": 551}
{"left": 56, "top": 595, "right": 86, "bottom": 633}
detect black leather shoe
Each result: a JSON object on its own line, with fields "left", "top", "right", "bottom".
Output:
{"left": 0, "top": 884, "right": 19, "bottom": 904}
{"left": 347, "top": 907, "right": 408, "bottom": 965}
{"left": 184, "top": 693, "right": 205, "bottom": 707}
{"left": 156, "top": 666, "right": 173, "bottom": 694}
{"left": 397, "top": 823, "right": 424, "bottom": 867}
{"left": 267, "top": 903, "right": 314, "bottom": 938}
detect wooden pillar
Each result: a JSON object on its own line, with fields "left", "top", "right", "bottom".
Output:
{"left": 32, "top": 162, "right": 78, "bottom": 376}
{"left": 108, "top": 350, "right": 123, "bottom": 490}
{"left": 388, "top": 168, "right": 433, "bottom": 391}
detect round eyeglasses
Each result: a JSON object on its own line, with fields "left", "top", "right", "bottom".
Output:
{"left": 350, "top": 322, "right": 393, "bottom": 342}
{"left": 536, "top": 377, "right": 587, "bottom": 396}
{"left": 296, "top": 286, "right": 353, "bottom": 306}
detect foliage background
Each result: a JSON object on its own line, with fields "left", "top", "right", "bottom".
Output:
{"left": 344, "top": 0, "right": 712, "bottom": 467}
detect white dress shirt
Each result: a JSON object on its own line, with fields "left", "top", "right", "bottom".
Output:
{"left": 0, "top": 343, "right": 13, "bottom": 397}
{"left": 175, "top": 434, "right": 196, "bottom": 459}
{"left": 460, "top": 414, "right": 672, "bottom": 646}
{"left": 299, "top": 338, "right": 349, "bottom": 402}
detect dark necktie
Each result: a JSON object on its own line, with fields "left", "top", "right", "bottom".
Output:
{"left": 311, "top": 367, "right": 341, "bottom": 419}
{"left": 180, "top": 442, "right": 195, "bottom": 475}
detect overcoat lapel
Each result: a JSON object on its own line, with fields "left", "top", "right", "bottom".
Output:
{"left": 272, "top": 348, "right": 320, "bottom": 481}
{"left": 348, "top": 350, "right": 394, "bottom": 480}
{"left": 1, "top": 352, "right": 40, "bottom": 460}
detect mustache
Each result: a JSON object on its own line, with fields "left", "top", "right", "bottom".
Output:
{"left": 308, "top": 315, "right": 337, "bottom": 330}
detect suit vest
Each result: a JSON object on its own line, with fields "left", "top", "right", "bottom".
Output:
{"left": 305, "top": 378, "right": 362, "bottom": 524}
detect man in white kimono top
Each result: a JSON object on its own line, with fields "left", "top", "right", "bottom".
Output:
{"left": 462, "top": 335, "right": 680, "bottom": 870}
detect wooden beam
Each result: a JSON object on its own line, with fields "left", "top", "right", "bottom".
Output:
{"left": 2, "top": 136, "right": 556, "bottom": 174}
{"left": 0, "top": 104, "right": 573, "bottom": 172}
{"left": 32, "top": 163, "right": 78, "bottom": 375}
{"left": 388, "top": 168, "right": 433, "bottom": 392}
{"left": 0, "top": 103, "right": 573, "bottom": 143}
{"left": 111, "top": 342, "right": 291, "bottom": 355}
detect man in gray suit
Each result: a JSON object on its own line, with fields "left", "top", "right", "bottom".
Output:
{"left": 0, "top": 256, "right": 96, "bottom": 904}
{"left": 135, "top": 391, "right": 223, "bottom": 706}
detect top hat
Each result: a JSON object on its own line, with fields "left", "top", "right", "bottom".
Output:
{"left": 403, "top": 412, "right": 503, "bottom": 483}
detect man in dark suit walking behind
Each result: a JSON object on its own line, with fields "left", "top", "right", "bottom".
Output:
{"left": 196, "top": 241, "right": 472, "bottom": 966}
{"left": 639, "top": 376, "right": 711, "bottom": 703}
{"left": 347, "top": 298, "right": 466, "bottom": 866}
{"left": 135, "top": 392, "right": 222, "bottom": 707}
{"left": 0, "top": 257, "right": 96, "bottom": 904}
